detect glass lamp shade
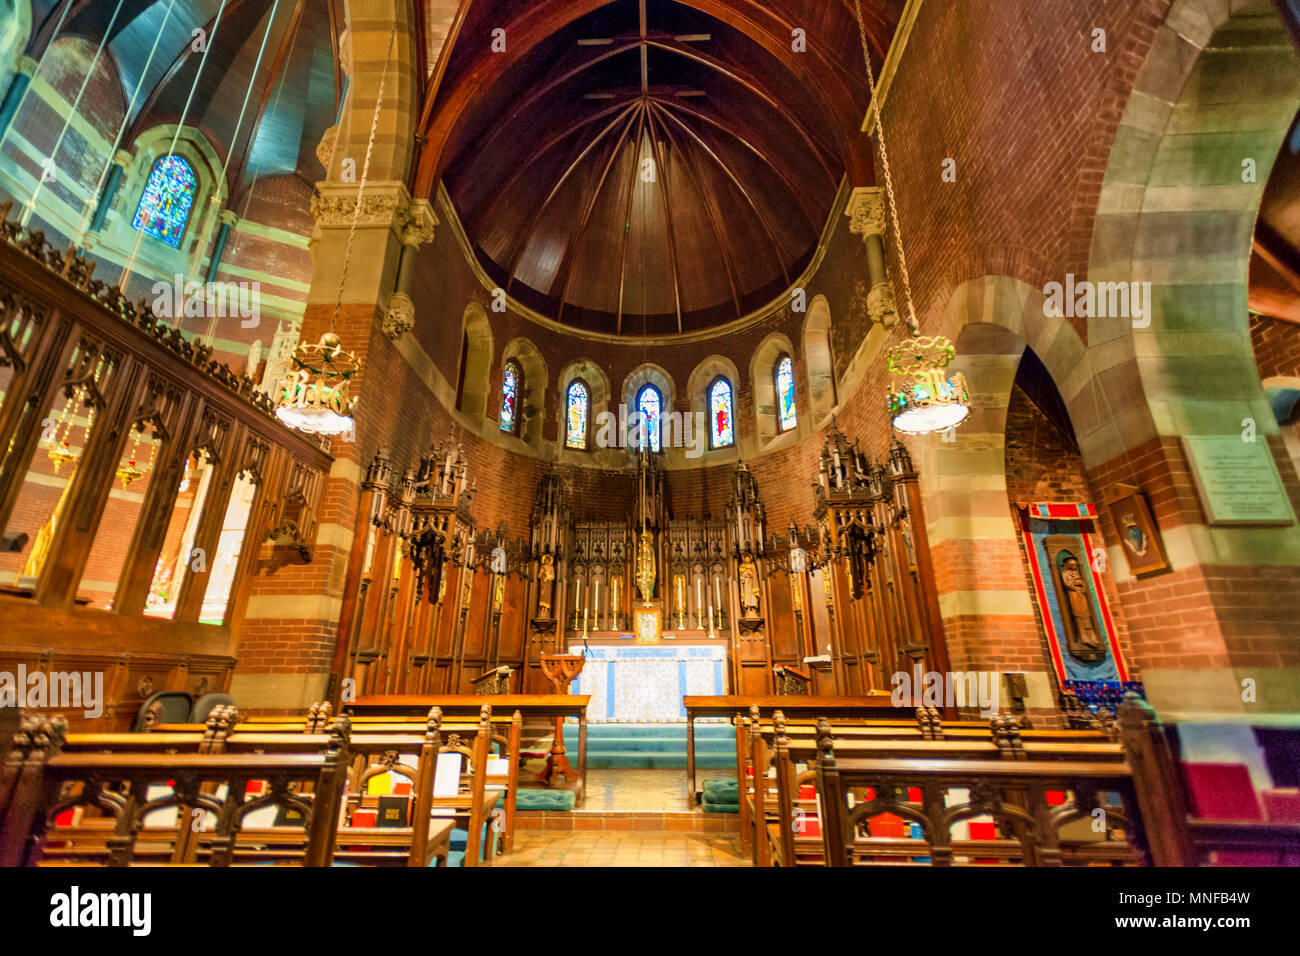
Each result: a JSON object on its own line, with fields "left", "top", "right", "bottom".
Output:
{"left": 889, "top": 392, "right": 972, "bottom": 434}
{"left": 275, "top": 401, "right": 355, "bottom": 435}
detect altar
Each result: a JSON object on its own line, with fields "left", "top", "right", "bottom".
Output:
{"left": 566, "top": 642, "right": 727, "bottom": 722}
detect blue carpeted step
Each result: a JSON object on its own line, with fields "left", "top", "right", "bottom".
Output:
{"left": 587, "top": 753, "right": 736, "bottom": 769}
{"left": 568, "top": 721, "right": 736, "bottom": 769}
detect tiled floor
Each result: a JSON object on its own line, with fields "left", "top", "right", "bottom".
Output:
{"left": 584, "top": 767, "right": 734, "bottom": 810}
{"left": 496, "top": 831, "right": 748, "bottom": 867}
{"left": 503, "top": 766, "right": 749, "bottom": 865}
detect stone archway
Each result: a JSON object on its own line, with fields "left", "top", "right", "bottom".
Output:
{"left": 908, "top": 275, "right": 1089, "bottom": 714}
{"left": 1082, "top": 0, "right": 1300, "bottom": 714}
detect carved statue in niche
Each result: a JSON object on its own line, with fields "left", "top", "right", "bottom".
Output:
{"left": 408, "top": 523, "right": 446, "bottom": 604}
{"left": 1049, "top": 546, "right": 1105, "bottom": 663}
{"left": 844, "top": 521, "right": 875, "bottom": 600}
{"left": 537, "top": 553, "right": 555, "bottom": 618}
{"left": 739, "top": 556, "right": 761, "bottom": 618}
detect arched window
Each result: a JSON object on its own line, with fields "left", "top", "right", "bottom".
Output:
{"left": 636, "top": 384, "right": 662, "bottom": 452}
{"left": 133, "top": 156, "right": 198, "bottom": 247}
{"left": 565, "top": 380, "right": 590, "bottom": 450}
{"left": 709, "top": 376, "right": 734, "bottom": 449}
{"left": 775, "top": 354, "right": 797, "bottom": 432}
{"left": 499, "top": 360, "right": 522, "bottom": 434}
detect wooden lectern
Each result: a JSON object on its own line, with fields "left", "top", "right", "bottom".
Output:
{"left": 537, "top": 654, "right": 585, "bottom": 785}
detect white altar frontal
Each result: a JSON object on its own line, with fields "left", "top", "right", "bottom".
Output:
{"left": 566, "top": 642, "right": 727, "bottom": 722}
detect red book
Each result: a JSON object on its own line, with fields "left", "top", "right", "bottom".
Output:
{"left": 799, "top": 784, "right": 816, "bottom": 800}
{"left": 796, "top": 816, "right": 821, "bottom": 838}
{"left": 393, "top": 782, "right": 412, "bottom": 796}
{"left": 907, "top": 788, "right": 921, "bottom": 802}
{"left": 968, "top": 821, "right": 996, "bottom": 840}
{"left": 1182, "top": 763, "right": 1262, "bottom": 820}
{"left": 868, "top": 813, "right": 904, "bottom": 838}
{"left": 1046, "top": 790, "right": 1066, "bottom": 805}
{"left": 54, "top": 808, "right": 75, "bottom": 827}
{"left": 351, "top": 809, "right": 378, "bottom": 828}
{"left": 1262, "top": 788, "right": 1300, "bottom": 823}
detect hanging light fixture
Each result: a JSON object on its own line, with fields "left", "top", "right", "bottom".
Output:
{"left": 274, "top": 331, "right": 360, "bottom": 434}
{"left": 853, "top": 1, "right": 969, "bottom": 435}
{"left": 275, "top": 23, "right": 398, "bottom": 438}
{"left": 885, "top": 336, "right": 970, "bottom": 434}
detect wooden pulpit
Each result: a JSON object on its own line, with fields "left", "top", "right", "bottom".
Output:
{"left": 537, "top": 654, "right": 584, "bottom": 785}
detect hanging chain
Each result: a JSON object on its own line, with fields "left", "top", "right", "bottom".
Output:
{"left": 854, "top": 0, "right": 919, "bottom": 337}
{"left": 332, "top": 23, "right": 398, "bottom": 331}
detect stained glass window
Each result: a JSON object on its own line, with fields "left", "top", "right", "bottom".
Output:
{"left": 709, "top": 377, "right": 734, "bottom": 448}
{"left": 499, "top": 360, "right": 521, "bottom": 433}
{"left": 636, "top": 384, "right": 662, "bottom": 452}
{"left": 776, "top": 354, "right": 797, "bottom": 431}
{"left": 132, "top": 156, "right": 198, "bottom": 248}
{"left": 565, "top": 380, "right": 589, "bottom": 449}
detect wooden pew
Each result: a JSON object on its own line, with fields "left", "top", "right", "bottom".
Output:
{"left": 0, "top": 715, "right": 351, "bottom": 867}
{"left": 813, "top": 715, "right": 1143, "bottom": 866}
{"left": 683, "top": 694, "right": 901, "bottom": 807}
{"left": 345, "top": 695, "right": 589, "bottom": 804}
{"left": 764, "top": 714, "right": 1130, "bottom": 866}
{"left": 737, "top": 707, "right": 1126, "bottom": 865}
{"left": 172, "top": 704, "right": 509, "bottom": 864}
{"left": 1118, "top": 696, "right": 1300, "bottom": 866}
{"left": 202, "top": 703, "right": 523, "bottom": 855}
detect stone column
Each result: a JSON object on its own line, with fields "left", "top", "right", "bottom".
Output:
{"left": 845, "top": 186, "right": 899, "bottom": 330}
{"left": 382, "top": 198, "right": 438, "bottom": 340}
{"left": 0, "top": 56, "right": 37, "bottom": 137}
{"left": 232, "top": 179, "right": 412, "bottom": 711}
{"left": 87, "top": 150, "right": 133, "bottom": 234}
{"left": 206, "top": 209, "right": 239, "bottom": 282}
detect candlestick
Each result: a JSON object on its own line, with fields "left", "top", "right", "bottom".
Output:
{"left": 696, "top": 578, "right": 703, "bottom": 628}
{"left": 714, "top": 576, "right": 721, "bottom": 610}
{"left": 595, "top": 579, "right": 601, "bottom": 627}
{"left": 708, "top": 604, "right": 716, "bottom": 638}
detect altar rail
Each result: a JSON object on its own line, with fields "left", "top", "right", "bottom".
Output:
{"left": 0, "top": 201, "right": 332, "bottom": 729}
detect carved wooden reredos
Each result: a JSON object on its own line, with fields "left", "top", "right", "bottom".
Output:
{"left": 332, "top": 419, "right": 948, "bottom": 700}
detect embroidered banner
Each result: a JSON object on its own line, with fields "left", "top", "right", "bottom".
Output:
{"left": 1018, "top": 506, "right": 1129, "bottom": 688}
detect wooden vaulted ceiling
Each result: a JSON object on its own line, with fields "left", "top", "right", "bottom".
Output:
{"left": 29, "top": 0, "right": 343, "bottom": 205}
{"left": 431, "top": 0, "right": 903, "bottom": 336}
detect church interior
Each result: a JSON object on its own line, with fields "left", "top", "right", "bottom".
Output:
{"left": 1, "top": 0, "right": 1299, "bottom": 876}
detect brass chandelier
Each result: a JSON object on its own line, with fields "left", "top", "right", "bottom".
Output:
{"left": 853, "top": 0, "right": 969, "bottom": 435}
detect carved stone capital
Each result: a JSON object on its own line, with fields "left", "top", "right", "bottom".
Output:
{"left": 219, "top": 210, "right": 239, "bottom": 227}
{"left": 400, "top": 199, "right": 438, "bottom": 248}
{"left": 16, "top": 56, "right": 38, "bottom": 78}
{"left": 867, "top": 280, "right": 898, "bottom": 329}
{"left": 845, "top": 186, "right": 887, "bottom": 239}
{"left": 383, "top": 291, "right": 415, "bottom": 340}
{"left": 311, "top": 180, "right": 412, "bottom": 233}
{"left": 111, "top": 149, "right": 134, "bottom": 169}
{"left": 315, "top": 124, "right": 338, "bottom": 173}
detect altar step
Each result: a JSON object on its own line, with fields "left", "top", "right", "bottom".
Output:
{"left": 574, "top": 722, "right": 735, "bottom": 769}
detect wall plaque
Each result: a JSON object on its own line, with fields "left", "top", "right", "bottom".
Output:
{"left": 1181, "top": 436, "right": 1296, "bottom": 526}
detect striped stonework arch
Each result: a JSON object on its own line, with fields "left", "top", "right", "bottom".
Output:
{"left": 908, "top": 276, "right": 1087, "bottom": 715}
{"left": 1084, "top": 0, "right": 1300, "bottom": 715}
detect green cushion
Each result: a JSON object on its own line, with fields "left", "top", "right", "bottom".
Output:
{"left": 515, "top": 789, "right": 576, "bottom": 811}
{"left": 701, "top": 799, "right": 739, "bottom": 814}
{"left": 702, "top": 780, "right": 738, "bottom": 799}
